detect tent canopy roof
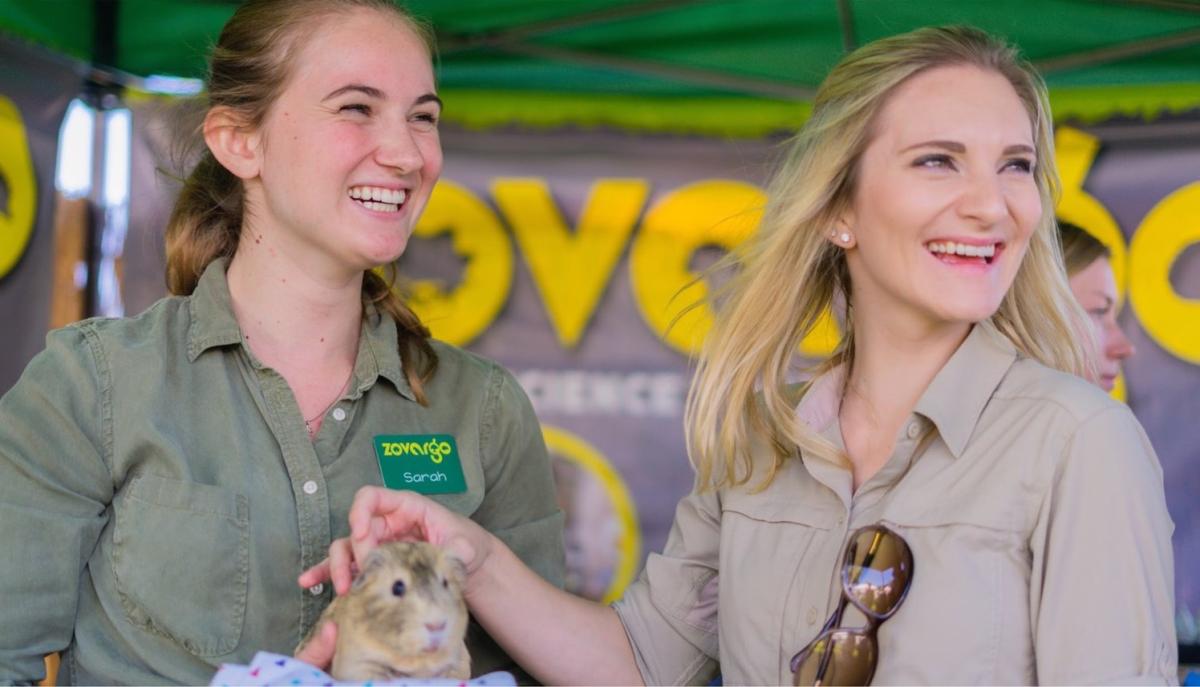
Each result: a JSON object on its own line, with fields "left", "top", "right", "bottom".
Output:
{"left": 4, "top": 0, "right": 1200, "bottom": 136}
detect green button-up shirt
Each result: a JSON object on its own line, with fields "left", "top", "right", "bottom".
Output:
{"left": 0, "top": 260, "right": 564, "bottom": 685}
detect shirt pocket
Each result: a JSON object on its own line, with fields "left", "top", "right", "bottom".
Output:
{"left": 111, "top": 474, "right": 250, "bottom": 657}
{"left": 876, "top": 508, "right": 1030, "bottom": 684}
{"left": 718, "top": 495, "right": 840, "bottom": 681}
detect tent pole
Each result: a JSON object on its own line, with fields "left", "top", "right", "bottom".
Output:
{"left": 439, "top": 0, "right": 705, "bottom": 53}
{"left": 497, "top": 42, "right": 816, "bottom": 100}
{"left": 837, "top": 0, "right": 857, "bottom": 53}
{"left": 1035, "top": 26, "right": 1200, "bottom": 74}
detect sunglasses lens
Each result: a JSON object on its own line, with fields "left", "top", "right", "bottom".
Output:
{"left": 842, "top": 526, "right": 913, "bottom": 619}
{"left": 792, "top": 630, "right": 877, "bottom": 686}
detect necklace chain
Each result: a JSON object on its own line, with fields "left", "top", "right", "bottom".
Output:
{"left": 303, "top": 369, "right": 354, "bottom": 438}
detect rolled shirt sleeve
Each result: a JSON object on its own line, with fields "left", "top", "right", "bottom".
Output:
{"left": 613, "top": 487, "right": 721, "bottom": 686}
{"left": 1031, "top": 404, "right": 1177, "bottom": 685}
{"left": 0, "top": 326, "right": 114, "bottom": 683}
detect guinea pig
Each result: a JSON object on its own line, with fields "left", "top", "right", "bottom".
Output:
{"left": 299, "top": 541, "right": 470, "bottom": 681}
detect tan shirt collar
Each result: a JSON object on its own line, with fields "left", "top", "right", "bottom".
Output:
{"left": 796, "top": 320, "right": 1018, "bottom": 458}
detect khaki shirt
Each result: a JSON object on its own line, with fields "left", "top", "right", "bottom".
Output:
{"left": 614, "top": 322, "right": 1176, "bottom": 685}
{"left": 0, "top": 260, "right": 564, "bottom": 685}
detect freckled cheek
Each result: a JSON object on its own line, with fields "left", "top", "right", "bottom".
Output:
{"left": 322, "top": 127, "right": 374, "bottom": 163}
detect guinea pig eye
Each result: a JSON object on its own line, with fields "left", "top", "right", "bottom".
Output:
{"left": 392, "top": 580, "right": 406, "bottom": 597}
{"left": 442, "top": 577, "right": 449, "bottom": 589}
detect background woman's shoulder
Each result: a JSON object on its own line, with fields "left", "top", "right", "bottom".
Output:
{"left": 997, "top": 355, "right": 1128, "bottom": 427}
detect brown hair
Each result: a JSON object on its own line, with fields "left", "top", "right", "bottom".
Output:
{"left": 165, "top": 0, "right": 439, "bottom": 403}
{"left": 1058, "top": 219, "right": 1110, "bottom": 277}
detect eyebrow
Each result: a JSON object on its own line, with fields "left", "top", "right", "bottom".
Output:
{"left": 900, "top": 140, "right": 1036, "bottom": 156}
{"left": 415, "top": 93, "right": 444, "bottom": 110}
{"left": 322, "top": 84, "right": 385, "bottom": 101}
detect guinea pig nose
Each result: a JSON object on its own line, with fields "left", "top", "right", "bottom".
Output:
{"left": 425, "top": 621, "right": 446, "bottom": 632}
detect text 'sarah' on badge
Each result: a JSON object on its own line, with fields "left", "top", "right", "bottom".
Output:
{"left": 373, "top": 434, "right": 467, "bottom": 495}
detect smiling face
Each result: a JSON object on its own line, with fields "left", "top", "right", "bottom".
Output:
{"left": 840, "top": 64, "right": 1042, "bottom": 335}
{"left": 1069, "top": 256, "right": 1134, "bottom": 390}
{"left": 245, "top": 8, "right": 442, "bottom": 274}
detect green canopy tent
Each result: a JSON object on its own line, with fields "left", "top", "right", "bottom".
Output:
{"left": 2, "top": 0, "right": 1200, "bottom": 136}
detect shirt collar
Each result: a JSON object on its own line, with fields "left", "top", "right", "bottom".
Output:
{"left": 186, "top": 257, "right": 244, "bottom": 361}
{"left": 914, "top": 321, "right": 1017, "bottom": 458}
{"left": 795, "top": 320, "right": 1018, "bottom": 459}
{"left": 186, "top": 257, "right": 416, "bottom": 402}
{"left": 356, "top": 305, "right": 415, "bottom": 402}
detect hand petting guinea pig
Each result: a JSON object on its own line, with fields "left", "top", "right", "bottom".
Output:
{"left": 297, "top": 541, "right": 470, "bottom": 681}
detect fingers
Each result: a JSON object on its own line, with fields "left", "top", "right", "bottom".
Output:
{"left": 443, "top": 534, "right": 478, "bottom": 572}
{"left": 348, "top": 486, "right": 429, "bottom": 542}
{"left": 297, "top": 558, "right": 331, "bottom": 589}
{"left": 328, "top": 538, "right": 357, "bottom": 596}
{"left": 295, "top": 619, "right": 337, "bottom": 669}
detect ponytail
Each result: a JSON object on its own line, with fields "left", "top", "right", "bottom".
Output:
{"left": 364, "top": 267, "right": 438, "bottom": 405}
{"left": 164, "top": 152, "right": 243, "bottom": 295}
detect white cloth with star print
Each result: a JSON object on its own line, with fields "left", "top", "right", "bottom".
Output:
{"left": 210, "top": 652, "right": 516, "bottom": 687}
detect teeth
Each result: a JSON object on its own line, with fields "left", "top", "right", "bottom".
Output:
{"left": 927, "top": 241, "right": 996, "bottom": 258}
{"left": 349, "top": 186, "right": 407, "bottom": 205}
{"left": 360, "top": 200, "right": 399, "bottom": 212}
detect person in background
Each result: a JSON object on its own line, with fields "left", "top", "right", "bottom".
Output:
{"left": 0, "top": 1, "right": 562, "bottom": 683}
{"left": 300, "top": 25, "right": 1177, "bottom": 685}
{"left": 1059, "top": 220, "right": 1136, "bottom": 394}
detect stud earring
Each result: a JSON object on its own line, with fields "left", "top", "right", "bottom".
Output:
{"left": 840, "top": 232, "right": 851, "bottom": 243}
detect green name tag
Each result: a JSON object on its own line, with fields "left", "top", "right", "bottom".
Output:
{"left": 374, "top": 434, "right": 467, "bottom": 494}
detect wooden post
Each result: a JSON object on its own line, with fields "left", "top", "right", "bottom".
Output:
{"left": 48, "top": 194, "right": 90, "bottom": 329}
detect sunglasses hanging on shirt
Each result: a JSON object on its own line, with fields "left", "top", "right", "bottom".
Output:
{"left": 791, "top": 524, "right": 914, "bottom": 686}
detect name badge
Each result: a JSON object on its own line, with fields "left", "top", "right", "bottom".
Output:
{"left": 373, "top": 434, "right": 467, "bottom": 495}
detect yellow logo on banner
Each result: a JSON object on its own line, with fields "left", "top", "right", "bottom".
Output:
{"left": 495, "top": 178, "right": 648, "bottom": 349}
{"left": 0, "top": 95, "right": 37, "bottom": 280}
{"left": 407, "top": 180, "right": 513, "bottom": 345}
{"left": 1130, "top": 182, "right": 1200, "bottom": 365}
{"left": 1056, "top": 127, "right": 1128, "bottom": 304}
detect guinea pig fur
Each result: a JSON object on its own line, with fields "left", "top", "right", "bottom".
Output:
{"left": 300, "top": 541, "right": 470, "bottom": 681}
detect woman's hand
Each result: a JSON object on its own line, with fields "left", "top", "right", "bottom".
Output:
{"left": 298, "top": 486, "right": 494, "bottom": 595}
{"left": 294, "top": 619, "right": 337, "bottom": 670}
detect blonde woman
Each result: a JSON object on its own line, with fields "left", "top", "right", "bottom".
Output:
{"left": 300, "top": 26, "right": 1176, "bottom": 685}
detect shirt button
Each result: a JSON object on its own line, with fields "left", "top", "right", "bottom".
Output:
{"left": 302, "top": 480, "right": 319, "bottom": 495}
{"left": 906, "top": 421, "right": 921, "bottom": 439}
{"left": 806, "top": 607, "right": 819, "bottom": 624}
{"left": 332, "top": 407, "right": 346, "bottom": 422}
{"left": 308, "top": 583, "right": 324, "bottom": 596}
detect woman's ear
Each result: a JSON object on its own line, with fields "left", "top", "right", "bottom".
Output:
{"left": 828, "top": 217, "right": 857, "bottom": 249}
{"left": 203, "top": 106, "right": 260, "bottom": 180}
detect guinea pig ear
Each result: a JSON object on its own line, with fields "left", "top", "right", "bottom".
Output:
{"left": 350, "top": 548, "right": 388, "bottom": 592}
{"left": 444, "top": 552, "right": 468, "bottom": 588}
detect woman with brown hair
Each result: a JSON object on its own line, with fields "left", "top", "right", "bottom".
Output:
{"left": 302, "top": 25, "right": 1176, "bottom": 685}
{"left": 1059, "top": 220, "right": 1136, "bottom": 394}
{"left": 0, "top": 1, "right": 562, "bottom": 683}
